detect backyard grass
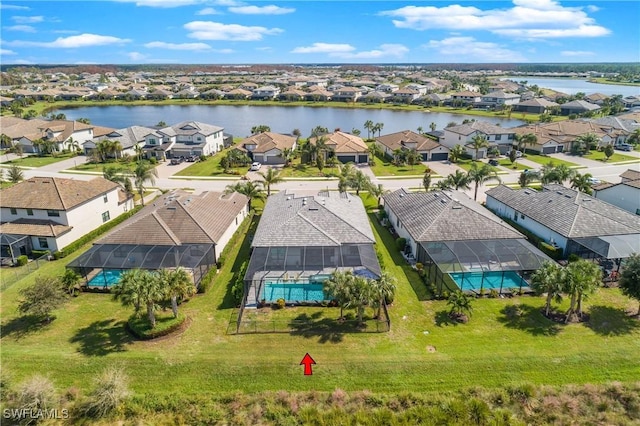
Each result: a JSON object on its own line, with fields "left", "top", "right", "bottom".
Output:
{"left": 583, "top": 150, "right": 637, "bottom": 163}
{"left": 521, "top": 153, "right": 580, "bottom": 168}
{"left": 1, "top": 200, "right": 639, "bottom": 397}
{"left": 369, "top": 160, "right": 435, "bottom": 177}
{"left": 0, "top": 152, "right": 77, "bottom": 167}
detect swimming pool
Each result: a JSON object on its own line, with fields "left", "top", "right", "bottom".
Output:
{"left": 449, "top": 271, "right": 526, "bottom": 292}
{"left": 261, "top": 282, "right": 327, "bottom": 303}
{"left": 87, "top": 269, "right": 124, "bottom": 287}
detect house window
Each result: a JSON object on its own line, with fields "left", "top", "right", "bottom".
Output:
{"left": 149, "top": 138, "right": 156, "bottom": 145}
{"left": 47, "top": 210, "right": 60, "bottom": 217}
{"left": 103, "top": 194, "right": 108, "bottom": 203}
{"left": 10, "top": 208, "right": 17, "bottom": 215}
{"left": 521, "top": 213, "right": 525, "bottom": 220}
{"left": 38, "top": 238, "right": 49, "bottom": 249}
{"left": 495, "top": 135, "right": 502, "bottom": 141}
{"left": 196, "top": 137, "right": 202, "bottom": 142}
{"left": 102, "top": 211, "right": 110, "bottom": 223}
{"left": 26, "top": 209, "right": 34, "bottom": 216}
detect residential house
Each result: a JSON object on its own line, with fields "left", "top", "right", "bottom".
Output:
{"left": 375, "top": 130, "right": 450, "bottom": 161}
{"left": 559, "top": 100, "right": 601, "bottom": 116}
{"left": 592, "top": 169, "right": 640, "bottom": 215}
{"left": 251, "top": 85, "right": 281, "bottom": 100}
{"left": 486, "top": 184, "right": 640, "bottom": 260}
{"left": 449, "top": 90, "right": 481, "bottom": 106}
{"left": 88, "top": 125, "right": 155, "bottom": 158}
{"left": 358, "top": 91, "right": 390, "bottom": 103}
{"left": 310, "top": 131, "right": 369, "bottom": 164}
{"left": 67, "top": 190, "right": 249, "bottom": 289}
{"left": 511, "top": 119, "right": 617, "bottom": 154}
{"left": 0, "top": 177, "right": 133, "bottom": 260}
{"left": 0, "top": 117, "right": 94, "bottom": 153}
{"left": 441, "top": 121, "right": 515, "bottom": 158}
{"left": 588, "top": 116, "right": 639, "bottom": 145}
{"left": 235, "top": 132, "right": 297, "bottom": 165}
{"left": 584, "top": 93, "right": 609, "bottom": 105}
{"left": 391, "top": 87, "right": 420, "bottom": 103}
{"left": 332, "top": 86, "right": 362, "bottom": 102}
{"left": 224, "top": 88, "right": 252, "bottom": 100}
{"left": 243, "top": 190, "right": 381, "bottom": 306}
{"left": 278, "top": 87, "right": 306, "bottom": 101}
{"left": 383, "top": 188, "right": 550, "bottom": 295}
{"left": 478, "top": 91, "right": 521, "bottom": 108}
{"left": 512, "top": 98, "right": 559, "bottom": 114}
{"left": 156, "top": 121, "right": 225, "bottom": 159}
{"left": 304, "top": 88, "right": 332, "bottom": 101}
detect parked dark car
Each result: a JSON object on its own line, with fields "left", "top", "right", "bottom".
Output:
{"left": 488, "top": 159, "right": 499, "bottom": 166}
{"left": 170, "top": 157, "right": 184, "bottom": 165}
{"left": 185, "top": 155, "right": 199, "bottom": 162}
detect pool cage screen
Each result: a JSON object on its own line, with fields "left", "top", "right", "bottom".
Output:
{"left": 66, "top": 243, "right": 215, "bottom": 289}
{"left": 243, "top": 244, "right": 382, "bottom": 306}
{"left": 417, "top": 239, "right": 551, "bottom": 295}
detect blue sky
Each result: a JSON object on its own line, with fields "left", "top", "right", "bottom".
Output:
{"left": 1, "top": 0, "right": 638, "bottom": 65}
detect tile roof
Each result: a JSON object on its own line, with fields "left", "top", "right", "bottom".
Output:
{"left": 237, "top": 132, "right": 296, "bottom": 153}
{"left": 446, "top": 121, "right": 512, "bottom": 136}
{"left": 93, "top": 125, "right": 156, "bottom": 149}
{"left": 310, "top": 131, "right": 368, "bottom": 154}
{"left": 252, "top": 190, "right": 375, "bottom": 247}
{"left": 376, "top": 130, "right": 442, "bottom": 152}
{"left": 383, "top": 188, "right": 522, "bottom": 242}
{"left": 0, "top": 219, "right": 72, "bottom": 238}
{"left": 0, "top": 177, "right": 120, "bottom": 210}
{"left": 621, "top": 169, "right": 640, "bottom": 182}
{"left": 485, "top": 184, "right": 640, "bottom": 238}
{"left": 159, "top": 121, "right": 223, "bottom": 137}
{"left": 98, "top": 190, "right": 248, "bottom": 245}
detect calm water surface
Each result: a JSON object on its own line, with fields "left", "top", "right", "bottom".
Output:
{"left": 59, "top": 105, "right": 525, "bottom": 137}
{"left": 500, "top": 77, "right": 639, "bottom": 97}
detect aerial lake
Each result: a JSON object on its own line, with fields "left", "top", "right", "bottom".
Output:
{"left": 500, "top": 77, "right": 640, "bottom": 97}
{"left": 57, "top": 105, "right": 526, "bottom": 138}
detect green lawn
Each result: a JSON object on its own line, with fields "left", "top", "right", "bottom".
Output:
{"left": 369, "top": 160, "right": 434, "bottom": 177}
{"left": 498, "top": 158, "right": 530, "bottom": 171}
{"left": 1, "top": 152, "right": 76, "bottom": 167}
{"left": 278, "top": 159, "right": 339, "bottom": 178}
{"left": 1, "top": 201, "right": 639, "bottom": 397}
{"left": 176, "top": 149, "right": 246, "bottom": 177}
{"left": 582, "top": 150, "right": 637, "bottom": 163}
{"left": 521, "top": 154, "right": 580, "bottom": 168}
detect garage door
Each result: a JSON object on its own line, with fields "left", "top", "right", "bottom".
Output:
{"left": 542, "top": 146, "right": 556, "bottom": 154}
{"left": 357, "top": 154, "right": 368, "bottom": 164}
{"left": 430, "top": 152, "right": 449, "bottom": 161}
{"left": 338, "top": 155, "right": 356, "bottom": 164}
{"left": 421, "top": 153, "right": 429, "bottom": 161}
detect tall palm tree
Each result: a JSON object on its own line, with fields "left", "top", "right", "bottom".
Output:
{"left": 564, "top": 259, "right": 601, "bottom": 322}
{"left": 133, "top": 161, "right": 158, "bottom": 206}
{"left": 349, "top": 170, "right": 371, "bottom": 196}
{"left": 446, "top": 170, "right": 472, "bottom": 191}
{"left": 470, "top": 134, "right": 490, "bottom": 161}
{"left": 448, "top": 144, "right": 465, "bottom": 163}
{"left": 350, "top": 276, "right": 374, "bottom": 325}
{"left": 7, "top": 164, "right": 23, "bottom": 183}
{"left": 530, "top": 261, "right": 565, "bottom": 317}
{"left": 367, "top": 142, "right": 382, "bottom": 162}
{"left": 371, "top": 272, "right": 396, "bottom": 319}
{"left": 66, "top": 137, "right": 80, "bottom": 153}
{"left": 423, "top": 171, "right": 432, "bottom": 192}
{"left": 364, "top": 120, "right": 374, "bottom": 140}
{"left": 554, "top": 164, "right": 575, "bottom": 184}
{"left": 367, "top": 183, "right": 387, "bottom": 206}
{"left": 323, "top": 270, "right": 354, "bottom": 320}
{"left": 112, "top": 269, "right": 146, "bottom": 316}
{"left": 570, "top": 172, "right": 594, "bottom": 195}
{"left": 522, "top": 133, "right": 538, "bottom": 153}
{"left": 257, "top": 167, "right": 284, "bottom": 197}
{"left": 137, "top": 271, "right": 165, "bottom": 328}
{"left": 338, "top": 163, "right": 355, "bottom": 192}
{"left": 468, "top": 162, "right": 501, "bottom": 201}
{"left": 134, "top": 144, "right": 145, "bottom": 161}
{"left": 224, "top": 181, "right": 265, "bottom": 209}
{"left": 518, "top": 170, "right": 539, "bottom": 188}
{"left": 160, "top": 268, "right": 194, "bottom": 318}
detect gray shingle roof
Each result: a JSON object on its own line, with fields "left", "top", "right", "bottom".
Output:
{"left": 486, "top": 185, "right": 640, "bottom": 238}
{"left": 383, "top": 189, "right": 522, "bottom": 242}
{"left": 252, "top": 191, "right": 375, "bottom": 247}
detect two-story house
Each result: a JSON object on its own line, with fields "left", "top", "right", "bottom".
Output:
{"left": 149, "top": 121, "right": 225, "bottom": 159}
{"left": 478, "top": 91, "right": 521, "bottom": 108}
{"left": 251, "top": 85, "right": 281, "bottom": 100}
{"left": 441, "top": 121, "right": 515, "bottom": 158}
{"left": 0, "top": 177, "right": 133, "bottom": 260}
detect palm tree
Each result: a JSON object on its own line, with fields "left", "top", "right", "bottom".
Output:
{"left": 280, "top": 147, "right": 293, "bottom": 166}
{"left": 251, "top": 124, "right": 271, "bottom": 134}
{"left": 446, "top": 170, "right": 472, "bottom": 191}
{"left": 160, "top": 267, "right": 194, "bottom": 318}
{"left": 364, "top": 120, "right": 374, "bottom": 140}
{"left": 470, "top": 134, "right": 490, "bottom": 161}
{"left": 468, "top": 162, "right": 501, "bottom": 201}
{"left": 133, "top": 161, "right": 158, "bottom": 206}
{"left": 416, "top": 126, "right": 423, "bottom": 135}
{"left": 564, "top": 259, "right": 601, "bottom": 322}
{"left": 350, "top": 276, "right": 374, "bottom": 325}
{"left": 521, "top": 133, "right": 538, "bottom": 153}
{"left": 349, "top": 170, "right": 371, "bottom": 196}
{"left": 530, "top": 261, "right": 564, "bottom": 317}
{"left": 224, "top": 181, "right": 265, "bottom": 209}
{"left": 367, "top": 142, "right": 382, "bottom": 162}
{"left": 257, "top": 167, "right": 284, "bottom": 197}
{"left": 447, "top": 290, "right": 473, "bottom": 320}
{"left": 374, "top": 122, "right": 384, "bottom": 137}
{"left": 7, "top": 164, "right": 23, "bottom": 183}
{"left": 554, "top": 164, "right": 575, "bottom": 184}
{"left": 518, "top": 170, "right": 539, "bottom": 188}
{"left": 371, "top": 272, "right": 396, "bottom": 319}
{"left": 572, "top": 133, "right": 599, "bottom": 156}
{"left": 137, "top": 271, "right": 165, "bottom": 328}
{"left": 448, "top": 144, "right": 465, "bottom": 163}
{"left": 338, "top": 163, "right": 355, "bottom": 192}
{"left": 367, "top": 183, "right": 387, "bottom": 206}
{"left": 628, "top": 128, "right": 640, "bottom": 146}
{"left": 570, "top": 172, "right": 594, "bottom": 195}
{"left": 323, "top": 270, "right": 354, "bottom": 320}
{"left": 67, "top": 137, "right": 80, "bottom": 154}
{"left": 423, "top": 171, "right": 432, "bottom": 192}
{"left": 112, "top": 269, "right": 146, "bottom": 316}
{"left": 134, "top": 144, "right": 145, "bottom": 161}
{"left": 429, "top": 122, "right": 437, "bottom": 132}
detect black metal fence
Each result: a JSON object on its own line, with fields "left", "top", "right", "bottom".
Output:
{"left": 0, "top": 253, "right": 51, "bottom": 291}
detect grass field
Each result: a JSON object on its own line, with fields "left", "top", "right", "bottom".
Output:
{"left": 498, "top": 158, "right": 530, "bottom": 171}
{"left": 583, "top": 150, "right": 637, "bottom": 163}
{"left": 0, "top": 152, "right": 76, "bottom": 167}
{"left": 1, "top": 198, "right": 638, "bottom": 398}
{"left": 176, "top": 149, "right": 247, "bottom": 177}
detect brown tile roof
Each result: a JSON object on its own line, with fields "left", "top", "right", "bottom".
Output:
{"left": 621, "top": 169, "right": 640, "bottom": 182}
{"left": 310, "top": 131, "right": 368, "bottom": 154}
{"left": 237, "top": 132, "right": 296, "bottom": 154}
{"left": 98, "top": 190, "right": 248, "bottom": 245}
{"left": 0, "top": 219, "right": 72, "bottom": 237}
{"left": 0, "top": 177, "right": 120, "bottom": 210}
{"left": 376, "top": 130, "right": 442, "bottom": 152}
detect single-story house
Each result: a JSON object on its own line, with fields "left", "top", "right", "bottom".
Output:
{"left": 67, "top": 190, "right": 249, "bottom": 289}
{"left": 310, "top": 131, "right": 369, "bottom": 164}
{"left": 486, "top": 184, "right": 640, "bottom": 260}
{"left": 243, "top": 190, "right": 381, "bottom": 307}
{"left": 0, "top": 177, "right": 133, "bottom": 260}
{"left": 235, "top": 132, "right": 297, "bottom": 165}
{"left": 592, "top": 169, "right": 640, "bottom": 215}
{"left": 559, "top": 100, "right": 601, "bottom": 116}
{"left": 512, "top": 98, "right": 559, "bottom": 114}
{"left": 375, "top": 130, "right": 450, "bottom": 161}
{"left": 383, "top": 188, "right": 550, "bottom": 295}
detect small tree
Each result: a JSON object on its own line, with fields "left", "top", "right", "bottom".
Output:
{"left": 60, "top": 269, "right": 82, "bottom": 296}
{"left": 7, "top": 164, "right": 24, "bottom": 183}
{"left": 564, "top": 259, "right": 601, "bottom": 322}
{"left": 18, "top": 276, "right": 68, "bottom": 323}
{"left": 509, "top": 149, "right": 517, "bottom": 164}
{"left": 423, "top": 171, "right": 432, "bottom": 192}
{"left": 619, "top": 253, "right": 640, "bottom": 316}
{"left": 447, "top": 290, "right": 473, "bottom": 322}
{"left": 603, "top": 144, "right": 615, "bottom": 161}
{"left": 530, "top": 261, "right": 564, "bottom": 317}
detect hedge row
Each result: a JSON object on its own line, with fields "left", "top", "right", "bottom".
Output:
{"left": 126, "top": 313, "right": 186, "bottom": 340}
{"left": 55, "top": 205, "right": 143, "bottom": 259}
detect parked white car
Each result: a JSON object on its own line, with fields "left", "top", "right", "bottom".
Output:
{"left": 249, "top": 162, "right": 262, "bottom": 171}
{"left": 587, "top": 177, "right": 601, "bottom": 185}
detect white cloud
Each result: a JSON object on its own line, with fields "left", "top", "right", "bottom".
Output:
{"left": 214, "top": 0, "right": 241, "bottom": 6}
{"left": 128, "top": 51, "right": 147, "bottom": 61}
{"left": 229, "top": 5, "right": 295, "bottom": 15}
{"left": 196, "top": 7, "right": 220, "bottom": 15}
{"left": 0, "top": 4, "right": 30, "bottom": 10}
{"left": 8, "top": 33, "right": 131, "bottom": 48}
{"left": 5, "top": 25, "right": 36, "bottom": 32}
{"left": 185, "top": 21, "right": 283, "bottom": 41}
{"left": 586, "top": 5, "right": 599, "bottom": 12}
{"left": 114, "top": 0, "right": 206, "bottom": 7}
{"left": 291, "top": 43, "right": 355, "bottom": 54}
{"left": 561, "top": 50, "right": 595, "bottom": 56}
{"left": 214, "top": 48, "right": 234, "bottom": 54}
{"left": 424, "top": 37, "right": 526, "bottom": 62}
{"left": 1, "top": 48, "right": 17, "bottom": 55}
{"left": 12, "top": 59, "right": 35, "bottom": 64}
{"left": 11, "top": 15, "right": 44, "bottom": 24}
{"left": 53, "top": 30, "right": 78, "bottom": 34}
{"left": 381, "top": 0, "right": 610, "bottom": 39}
{"left": 144, "top": 41, "right": 211, "bottom": 50}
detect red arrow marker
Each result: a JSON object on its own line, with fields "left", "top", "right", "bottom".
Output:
{"left": 300, "top": 353, "right": 316, "bottom": 375}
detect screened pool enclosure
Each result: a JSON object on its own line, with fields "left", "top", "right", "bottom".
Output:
{"left": 66, "top": 243, "right": 215, "bottom": 289}
{"left": 417, "top": 239, "right": 551, "bottom": 295}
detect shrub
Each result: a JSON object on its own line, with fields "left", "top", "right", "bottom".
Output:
{"left": 31, "top": 249, "right": 50, "bottom": 258}
{"left": 273, "top": 298, "right": 286, "bottom": 309}
{"left": 127, "top": 313, "right": 185, "bottom": 340}
{"left": 396, "top": 237, "right": 407, "bottom": 251}
{"left": 16, "top": 255, "right": 28, "bottom": 266}
{"left": 16, "top": 375, "right": 57, "bottom": 412}
{"left": 199, "top": 154, "right": 207, "bottom": 162}
{"left": 149, "top": 157, "right": 158, "bottom": 165}
{"left": 52, "top": 250, "right": 64, "bottom": 260}
{"left": 197, "top": 265, "right": 217, "bottom": 294}
{"left": 489, "top": 289, "right": 499, "bottom": 298}
{"left": 567, "top": 253, "right": 581, "bottom": 263}
{"left": 82, "top": 366, "right": 130, "bottom": 418}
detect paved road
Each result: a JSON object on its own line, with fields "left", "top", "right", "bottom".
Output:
{"left": 3, "top": 152, "right": 638, "bottom": 204}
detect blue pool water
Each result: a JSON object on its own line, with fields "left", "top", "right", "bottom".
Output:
{"left": 449, "top": 271, "right": 525, "bottom": 292}
{"left": 262, "top": 282, "right": 326, "bottom": 302}
{"left": 88, "top": 269, "right": 124, "bottom": 287}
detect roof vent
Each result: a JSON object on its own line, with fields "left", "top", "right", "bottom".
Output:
{"left": 452, "top": 204, "right": 462, "bottom": 209}
{"left": 556, "top": 191, "right": 563, "bottom": 195}
{"left": 440, "top": 199, "right": 447, "bottom": 204}
{"left": 167, "top": 207, "right": 176, "bottom": 210}
{"left": 434, "top": 193, "right": 439, "bottom": 197}
{"left": 524, "top": 190, "right": 531, "bottom": 194}
{"left": 399, "top": 193, "right": 405, "bottom": 198}
{"left": 564, "top": 194, "right": 571, "bottom": 198}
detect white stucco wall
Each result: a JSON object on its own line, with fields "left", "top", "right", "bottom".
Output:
{"left": 214, "top": 203, "right": 250, "bottom": 260}
{"left": 593, "top": 185, "right": 640, "bottom": 215}
{"left": 383, "top": 204, "right": 418, "bottom": 256}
